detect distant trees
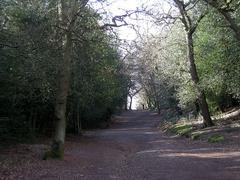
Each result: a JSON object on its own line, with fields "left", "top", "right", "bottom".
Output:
{"left": 132, "top": 36, "right": 180, "bottom": 115}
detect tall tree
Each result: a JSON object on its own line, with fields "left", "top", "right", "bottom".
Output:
{"left": 173, "top": 0, "right": 214, "bottom": 127}
{"left": 49, "top": 0, "right": 88, "bottom": 159}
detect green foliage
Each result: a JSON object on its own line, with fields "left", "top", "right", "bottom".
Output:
{"left": 195, "top": 11, "right": 240, "bottom": 113}
{"left": 191, "top": 132, "right": 201, "bottom": 140}
{"left": 0, "top": 0, "right": 58, "bottom": 139}
{"left": 170, "top": 124, "right": 193, "bottom": 136}
{"left": 1, "top": 0, "right": 240, "bottom": 142}
{"left": 0, "top": 0, "right": 128, "bottom": 141}
{"left": 177, "top": 82, "right": 198, "bottom": 109}
{"left": 208, "top": 134, "right": 224, "bottom": 143}
{"left": 67, "top": 21, "right": 127, "bottom": 129}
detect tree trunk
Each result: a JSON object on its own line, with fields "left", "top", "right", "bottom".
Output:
{"left": 129, "top": 96, "right": 133, "bottom": 110}
{"left": 187, "top": 32, "right": 214, "bottom": 127}
{"left": 157, "top": 102, "right": 161, "bottom": 115}
{"left": 46, "top": 32, "right": 72, "bottom": 159}
{"left": 124, "top": 94, "right": 128, "bottom": 110}
{"left": 76, "top": 102, "right": 82, "bottom": 135}
{"left": 151, "top": 74, "right": 160, "bottom": 114}
{"left": 43, "top": 0, "right": 87, "bottom": 160}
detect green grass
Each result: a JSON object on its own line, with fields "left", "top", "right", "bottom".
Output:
{"left": 170, "top": 124, "right": 193, "bottom": 136}
{"left": 208, "top": 134, "right": 224, "bottom": 143}
{"left": 191, "top": 132, "right": 201, "bottom": 140}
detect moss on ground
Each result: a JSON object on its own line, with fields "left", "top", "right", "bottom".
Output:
{"left": 208, "top": 134, "right": 224, "bottom": 143}
{"left": 170, "top": 124, "right": 193, "bottom": 136}
{"left": 191, "top": 132, "right": 201, "bottom": 140}
{"left": 166, "top": 119, "right": 233, "bottom": 144}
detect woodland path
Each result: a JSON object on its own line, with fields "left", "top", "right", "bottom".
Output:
{"left": 1, "top": 111, "right": 240, "bottom": 180}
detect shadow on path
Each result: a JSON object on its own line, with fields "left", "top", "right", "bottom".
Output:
{"left": 1, "top": 111, "right": 240, "bottom": 180}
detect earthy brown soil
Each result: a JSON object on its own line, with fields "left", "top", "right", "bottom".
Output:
{"left": 1, "top": 111, "right": 240, "bottom": 180}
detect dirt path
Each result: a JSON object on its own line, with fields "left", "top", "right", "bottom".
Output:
{"left": 1, "top": 111, "right": 240, "bottom": 180}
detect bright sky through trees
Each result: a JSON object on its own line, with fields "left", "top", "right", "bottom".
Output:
{"left": 91, "top": 0, "right": 171, "bottom": 40}
{"left": 90, "top": 0, "right": 170, "bottom": 109}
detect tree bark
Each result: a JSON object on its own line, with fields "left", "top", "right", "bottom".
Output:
{"left": 43, "top": 0, "right": 87, "bottom": 160}
{"left": 50, "top": 31, "right": 72, "bottom": 159}
{"left": 187, "top": 33, "right": 214, "bottom": 127}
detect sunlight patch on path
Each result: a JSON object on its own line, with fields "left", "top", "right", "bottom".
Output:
{"left": 136, "top": 148, "right": 240, "bottom": 159}
{"left": 158, "top": 152, "right": 240, "bottom": 159}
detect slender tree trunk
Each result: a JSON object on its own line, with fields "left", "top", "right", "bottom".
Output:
{"left": 147, "top": 99, "right": 151, "bottom": 109}
{"left": 129, "top": 96, "right": 133, "bottom": 110}
{"left": 187, "top": 32, "right": 214, "bottom": 127}
{"left": 173, "top": 0, "right": 213, "bottom": 127}
{"left": 124, "top": 94, "right": 128, "bottom": 110}
{"left": 151, "top": 74, "right": 160, "bottom": 114}
{"left": 32, "top": 110, "right": 37, "bottom": 135}
{"left": 76, "top": 101, "right": 82, "bottom": 135}
{"left": 124, "top": 103, "right": 128, "bottom": 111}
{"left": 157, "top": 102, "right": 161, "bottom": 115}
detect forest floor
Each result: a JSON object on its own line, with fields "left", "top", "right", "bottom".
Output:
{"left": 1, "top": 111, "right": 240, "bottom": 180}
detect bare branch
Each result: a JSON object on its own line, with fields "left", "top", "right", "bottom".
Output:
{"left": 100, "top": 9, "right": 145, "bottom": 29}
{"left": 173, "top": 0, "right": 190, "bottom": 30}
